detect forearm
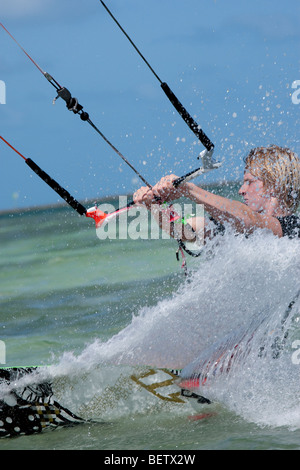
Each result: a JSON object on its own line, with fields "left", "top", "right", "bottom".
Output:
{"left": 186, "top": 183, "right": 260, "bottom": 233}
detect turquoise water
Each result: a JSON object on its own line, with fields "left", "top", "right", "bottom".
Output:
{"left": 0, "top": 202, "right": 179, "bottom": 365}
{"left": 1, "top": 189, "right": 300, "bottom": 450}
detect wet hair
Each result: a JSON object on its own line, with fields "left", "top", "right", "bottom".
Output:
{"left": 244, "top": 145, "right": 300, "bottom": 211}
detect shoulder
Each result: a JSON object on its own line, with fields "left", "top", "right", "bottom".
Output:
{"left": 276, "top": 214, "right": 300, "bottom": 238}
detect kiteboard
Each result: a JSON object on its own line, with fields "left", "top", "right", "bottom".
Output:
{"left": 0, "top": 365, "right": 211, "bottom": 439}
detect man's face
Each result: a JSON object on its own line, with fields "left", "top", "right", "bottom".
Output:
{"left": 238, "top": 172, "right": 270, "bottom": 213}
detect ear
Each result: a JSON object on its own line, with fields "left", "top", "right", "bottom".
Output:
{"left": 263, "top": 181, "right": 276, "bottom": 198}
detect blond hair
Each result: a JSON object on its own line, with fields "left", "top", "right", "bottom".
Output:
{"left": 244, "top": 145, "right": 300, "bottom": 211}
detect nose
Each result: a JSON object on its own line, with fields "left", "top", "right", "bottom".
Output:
{"left": 239, "top": 182, "right": 246, "bottom": 195}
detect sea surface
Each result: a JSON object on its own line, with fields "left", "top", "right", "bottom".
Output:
{"left": 0, "top": 185, "right": 300, "bottom": 451}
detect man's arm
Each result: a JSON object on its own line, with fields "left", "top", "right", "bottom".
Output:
{"left": 186, "top": 183, "right": 283, "bottom": 236}
{"left": 133, "top": 178, "right": 284, "bottom": 238}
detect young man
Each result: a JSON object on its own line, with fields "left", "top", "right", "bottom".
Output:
{"left": 133, "top": 145, "right": 300, "bottom": 241}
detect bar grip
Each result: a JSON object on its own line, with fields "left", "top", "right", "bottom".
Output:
{"left": 173, "top": 166, "right": 210, "bottom": 188}
{"left": 173, "top": 174, "right": 187, "bottom": 188}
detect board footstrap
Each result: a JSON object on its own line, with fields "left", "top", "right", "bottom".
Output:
{"left": 0, "top": 367, "right": 84, "bottom": 438}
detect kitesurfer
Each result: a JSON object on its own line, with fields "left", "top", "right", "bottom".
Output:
{"left": 133, "top": 145, "right": 300, "bottom": 241}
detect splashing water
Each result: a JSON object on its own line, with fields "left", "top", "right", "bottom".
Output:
{"left": 62, "top": 230, "right": 299, "bottom": 361}
{"left": 179, "top": 231, "right": 300, "bottom": 428}
{"left": 2, "top": 228, "right": 299, "bottom": 428}
{"left": 43, "top": 228, "right": 299, "bottom": 425}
